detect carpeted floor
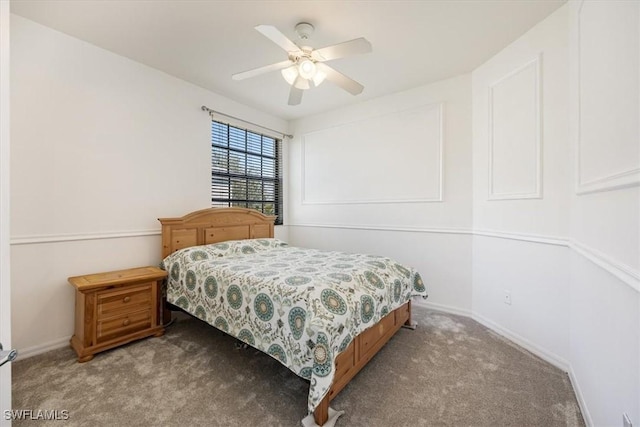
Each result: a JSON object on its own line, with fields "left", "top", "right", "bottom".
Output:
{"left": 12, "top": 306, "right": 584, "bottom": 426}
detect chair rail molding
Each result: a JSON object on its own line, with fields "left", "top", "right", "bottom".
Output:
{"left": 289, "top": 223, "right": 639, "bottom": 292}
{"left": 10, "top": 229, "right": 161, "bottom": 245}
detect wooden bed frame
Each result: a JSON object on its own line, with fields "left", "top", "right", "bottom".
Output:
{"left": 158, "top": 208, "right": 413, "bottom": 425}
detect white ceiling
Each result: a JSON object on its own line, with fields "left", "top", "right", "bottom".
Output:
{"left": 11, "top": 0, "right": 565, "bottom": 121}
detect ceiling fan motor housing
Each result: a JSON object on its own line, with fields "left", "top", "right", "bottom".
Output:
{"left": 295, "top": 22, "right": 314, "bottom": 40}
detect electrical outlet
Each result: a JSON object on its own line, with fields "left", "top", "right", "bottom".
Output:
{"left": 623, "top": 413, "right": 632, "bottom": 427}
{"left": 503, "top": 290, "right": 512, "bottom": 305}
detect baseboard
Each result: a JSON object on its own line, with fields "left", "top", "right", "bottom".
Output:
{"left": 417, "top": 302, "right": 570, "bottom": 373}
{"left": 413, "top": 299, "right": 472, "bottom": 317}
{"left": 17, "top": 336, "right": 70, "bottom": 360}
{"left": 471, "top": 311, "right": 570, "bottom": 372}
{"left": 568, "top": 364, "right": 594, "bottom": 427}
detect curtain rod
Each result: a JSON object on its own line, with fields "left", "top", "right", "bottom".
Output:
{"left": 201, "top": 106, "right": 293, "bottom": 139}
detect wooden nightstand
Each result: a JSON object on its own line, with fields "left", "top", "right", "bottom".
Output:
{"left": 68, "top": 266, "right": 167, "bottom": 362}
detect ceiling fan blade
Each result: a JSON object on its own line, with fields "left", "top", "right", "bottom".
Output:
{"left": 255, "top": 25, "right": 301, "bottom": 53}
{"left": 232, "top": 60, "right": 294, "bottom": 81}
{"left": 316, "top": 63, "right": 364, "bottom": 95}
{"left": 288, "top": 85, "right": 303, "bottom": 106}
{"left": 312, "top": 38, "right": 372, "bottom": 62}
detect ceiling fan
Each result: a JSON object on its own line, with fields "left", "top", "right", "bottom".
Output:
{"left": 232, "top": 22, "right": 372, "bottom": 106}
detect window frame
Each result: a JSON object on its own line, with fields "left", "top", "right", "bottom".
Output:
{"left": 210, "top": 120, "right": 283, "bottom": 225}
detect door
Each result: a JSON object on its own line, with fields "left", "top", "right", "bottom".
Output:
{"left": 0, "top": 1, "right": 12, "bottom": 426}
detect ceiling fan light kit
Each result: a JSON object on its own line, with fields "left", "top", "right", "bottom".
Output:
{"left": 232, "top": 22, "right": 372, "bottom": 106}
{"left": 298, "top": 59, "right": 316, "bottom": 79}
{"left": 281, "top": 61, "right": 327, "bottom": 88}
{"left": 281, "top": 66, "right": 298, "bottom": 85}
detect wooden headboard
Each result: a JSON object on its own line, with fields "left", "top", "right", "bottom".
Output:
{"left": 158, "top": 208, "right": 276, "bottom": 258}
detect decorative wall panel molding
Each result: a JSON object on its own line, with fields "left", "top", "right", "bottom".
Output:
{"left": 488, "top": 55, "right": 542, "bottom": 200}
{"left": 574, "top": 0, "right": 640, "bottom": 194}
{"left": 301, "top": 103, "right": 443, "bottom": 205}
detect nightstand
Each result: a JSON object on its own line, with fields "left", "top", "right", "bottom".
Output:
{"left": 68, "top": 266, "right": 167, "bottom": 362}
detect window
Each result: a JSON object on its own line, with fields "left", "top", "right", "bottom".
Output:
{"left": 211, "top": 120, "right": 283, "bottom": 225}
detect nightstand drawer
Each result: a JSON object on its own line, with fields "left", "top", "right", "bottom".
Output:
{"left": 96, "top": 309, "right": 151, "bottom": 343}
{"left": 97, "top": 283, "right": 152, "bottom": 319}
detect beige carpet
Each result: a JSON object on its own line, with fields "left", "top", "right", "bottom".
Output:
{"left": 12, "top": 306, "right": 584, "bottom": 426}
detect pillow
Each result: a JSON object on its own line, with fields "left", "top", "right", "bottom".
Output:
{"left": 227, "top": 238, "right": 289, "bottom": 255}
{"left": 161, "top": 238, "right": 288, "bottom": 269}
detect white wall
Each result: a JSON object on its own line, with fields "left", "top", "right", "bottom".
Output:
{"left": 567, "top": 1, "right": 640, "bottom": 425}
{"left": 10, "top": 3, "right": 640, "bottom": 426}
{"left": 10, "top": 15, "right": 288, "bottom": 354}
{"left": 472, "top": 2, "right": 640, "bottom": 426}
{"left": 569, "top": 252, "right": 639, "bottom": 427}
{"left": 287, "top": 74, "right": 473, "bottom": 314}
{"left": 289, "top": 3, "right": 640, "bottom": 424}
{"left": 471, "top": 2, "right": 571, "bottom": 368}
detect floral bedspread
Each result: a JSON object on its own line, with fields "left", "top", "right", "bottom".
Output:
{"left": 161, "top": 238, "right": 427, "bottom": 413}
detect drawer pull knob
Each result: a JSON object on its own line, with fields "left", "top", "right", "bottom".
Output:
{"left": 123, "top": 296, "right": 131, "bottom": 303}
{"left": 122, "top": 319, "right": 130, "bottom": 326}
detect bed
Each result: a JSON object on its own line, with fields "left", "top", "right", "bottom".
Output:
{"left": 158, "top": 208, "right": 427, "bottom": 425}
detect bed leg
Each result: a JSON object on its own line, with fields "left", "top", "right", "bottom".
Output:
{"left": 314, "top": 396, "right": 330, "bottom": 426}
{"left": 402, "top": 300, "right": 417, "bottom": 330}
{"left": 162, "top": 296, "right": 172, "bottom": 325}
